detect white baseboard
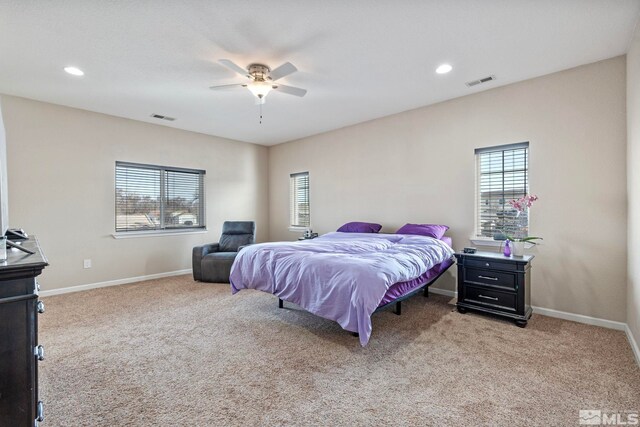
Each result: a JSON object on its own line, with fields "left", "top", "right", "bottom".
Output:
{"left": 626, "top": 325, "right": 640, "bottom": 366}
{"left": 431, "top": 287, "right": 628, "bottom": 331}
{"left": 39, "top": 269, "right": 192, "bottom": 297}
{"left": 429, "top": 287, "right": 457, "bottom": 298}
{"left": 531, "top": 306, "right": 627, "bottom": 331}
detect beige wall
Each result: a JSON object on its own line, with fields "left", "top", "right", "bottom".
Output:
{"left": 1, "top": 56, "right": 631, "bottom": 325}
{"left": 1, "top": 95, "right": 269, "bottom": 291}
{"left": 628, "top": 27, "right": 640, "bottom": 347}
{"left": 269, "top": 57, "right": 628, "bottom": 323}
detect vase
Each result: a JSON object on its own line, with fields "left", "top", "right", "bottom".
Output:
{"left": 503, "top": 239, "right": 511, "bottom": 257}
{"left": 512, "top": 209, "right": 528, "bottom": 239}
{"left": 512, "top": 241, "right": 525, "bottom": 257}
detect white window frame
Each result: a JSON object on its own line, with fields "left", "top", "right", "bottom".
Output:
{"left": 472, "top": 142, "right": 529, "bottom": 246}
{"left": 289, "top": 172, "right": 310, "bottom": 231}
{"left": 114, "top": 161, "right": 206, "bottom": 238}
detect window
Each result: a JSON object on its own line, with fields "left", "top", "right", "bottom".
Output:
{"left": 289, "top": 172, "right": 310, "bottom": 228}
{"left": 475, "top": 142, "right": 529, "bottom": 239}
{"left": 115, "top": 162, "right": 205, "bottom": 233}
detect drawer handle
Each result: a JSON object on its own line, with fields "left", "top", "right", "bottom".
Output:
{"left": 478, "top": 294, "right": 499, "bottom": 301}
{"left": 478, "top": 275, "right": 498, "bottom": 281}
{"left": 35, "top": 345, "right": 45, "bottom": 361}
{"left": 37, "top": 301, "right": 45, "bottom": 314}
{"left": 36, "top": 400, "right": 44, "bottom": 422}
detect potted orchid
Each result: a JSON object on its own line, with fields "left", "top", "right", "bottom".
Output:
{"left": 504, "top": 194, "right": 542, "bottom": 256}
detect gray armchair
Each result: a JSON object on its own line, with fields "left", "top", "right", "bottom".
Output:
{"left": 192, "top": 221, "right": 256, "bottom": 283}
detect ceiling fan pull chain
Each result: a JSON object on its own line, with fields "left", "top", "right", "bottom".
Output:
{"left": 259, "top": 103, "right": 263, "bottom": 124}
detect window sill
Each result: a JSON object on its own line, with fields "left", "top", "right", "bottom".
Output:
{"left": 288, "top": 226, "right": 308, "bottom": 233}
{"left": 112, "top": 229, "right": 208, "bottom": 239}
{"left": 469, "top": 238, "right": 535, "bottom": 249}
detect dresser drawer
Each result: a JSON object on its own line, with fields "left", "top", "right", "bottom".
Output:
{"left": 464, "top": 268, "right": 516, "bottom": 290}
{"left": 463, "top": 286, "right": 517, "bottom": 312}
{"left": 465, "top": 258, "right": 517, "bottom": 272}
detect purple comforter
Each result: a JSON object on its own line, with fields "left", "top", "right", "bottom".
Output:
{"left": 229, "top": 232, "right": 454, "bottom": 346}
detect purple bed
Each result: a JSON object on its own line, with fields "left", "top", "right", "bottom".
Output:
{"left": 378, "top": 236, "right": 453, "bottom": 307}
{"left": 230, "top": 232, "right": 454, "bottom": 346}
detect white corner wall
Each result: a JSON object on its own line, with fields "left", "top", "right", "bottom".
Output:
{"left": 627, "top": 24, "right": 640, "bottom": 354}
{"left": 0, "top": 95, "right": 269, "bottom": 292}
{"left": 0, "top": 101, "right": 8, "bottom": 234}
{"left": 269, "top": 57, "right": 628, "bottom": 324}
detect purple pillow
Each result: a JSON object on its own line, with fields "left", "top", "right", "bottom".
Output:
{"left": 337, "top": 221, "right": 382, "bottom": 233}
{"left": 395, "top": 223, "right": 449, "bottom": 240}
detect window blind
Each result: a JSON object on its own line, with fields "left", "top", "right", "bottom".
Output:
{"left": 116, "top": 162, "right": 205, "bottom": 232}
{"left": 475, "top": 142, "right": 529, "bottom": 238}
{"left": 290, "top": 172, "right": 310, "bottom": 228}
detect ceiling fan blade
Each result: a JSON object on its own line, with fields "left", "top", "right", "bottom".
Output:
{"left": 269, "top": 62, "right": 298, "bottom": 81}
{"left": 218, "top": 59, "right": 250, "bottom": 78}
{"left": 274, "top": 84, "right": 307, "bottom": 97}
{"left": 209, "top": 83, "right": 247, "bottom": 90}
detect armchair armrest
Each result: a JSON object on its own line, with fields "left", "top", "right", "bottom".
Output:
{"left": 192, "top": 243, "right": 220, "bottom": 281}
{"left": 194, "top": 243, "right": 219, "bottom": 257}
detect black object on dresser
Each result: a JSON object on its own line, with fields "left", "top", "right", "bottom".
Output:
{"left": 0, "top": 236, "right": 48, "bottom": 426}
{"left": 455, "top": 251, "right": 533, "bottom": 327}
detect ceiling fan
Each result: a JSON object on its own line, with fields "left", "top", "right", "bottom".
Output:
{"left": 210, "top": 59, "right": 307, "bottom": 104}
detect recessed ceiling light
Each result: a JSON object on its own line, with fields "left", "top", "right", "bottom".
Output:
{"left": 436, "top": 64, "right": 453, "bottom": 74}
{"left": 64, "top": 66, "right": 84, "bottom": 76}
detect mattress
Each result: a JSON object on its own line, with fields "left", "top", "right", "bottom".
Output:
{"left": 377, "top": 238, "right": 454, "bottom": 307}
{"left": 230, "top": 232, "right": 454, "bottom": 346}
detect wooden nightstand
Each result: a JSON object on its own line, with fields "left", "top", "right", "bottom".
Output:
{"left": 454, "top": 251, "right": 533, "bottom": 327}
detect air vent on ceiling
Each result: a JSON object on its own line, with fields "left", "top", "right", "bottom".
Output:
{"left": 150, "top": 114, "right": 176, "bottom": 121}
{"left": 465, "top": 75, "right": 496, "bottom": 87}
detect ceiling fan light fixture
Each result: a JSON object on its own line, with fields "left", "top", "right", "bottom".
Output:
{"left": 212, "top": 59, "right": 306, "bottom": 107}
{"left": 247, "top": 80, "right": 273, "bottom": 101}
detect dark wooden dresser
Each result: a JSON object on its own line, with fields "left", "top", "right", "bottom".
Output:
{"left": 0, "top": 236, "right": 48, "bottom": 426}
{"left": 455, "top": 251, "right": 533, "bottom": 327}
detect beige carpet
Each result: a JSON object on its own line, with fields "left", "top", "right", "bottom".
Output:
{"left": 39, "top": 275, "right": 639, "bottom": 426}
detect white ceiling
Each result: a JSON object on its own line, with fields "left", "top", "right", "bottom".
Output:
{"left": 0, "top": 1, "right": 638, "bottom": 146}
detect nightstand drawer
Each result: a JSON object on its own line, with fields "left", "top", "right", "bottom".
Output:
{"left": 464, "top": 286, "right": 516, "bottom": 312}
{"left": 465, "top": 258, "right": 517, "bottom": 272}
{"left": 464, "top": 268, "right": 516, "bottom": 290}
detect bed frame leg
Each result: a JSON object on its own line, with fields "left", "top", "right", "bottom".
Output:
{"left": 394, "top": 301, "right": 402, "bottom": 315}
{"left": 278, "top": 298, "right": 284, "bottom": 309}
{"left": 424, "top": 286, "right": 429, "bottom": 298}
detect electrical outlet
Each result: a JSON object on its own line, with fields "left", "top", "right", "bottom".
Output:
{"left": 83, "top": 259, "right": 92, "bottom": 269}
